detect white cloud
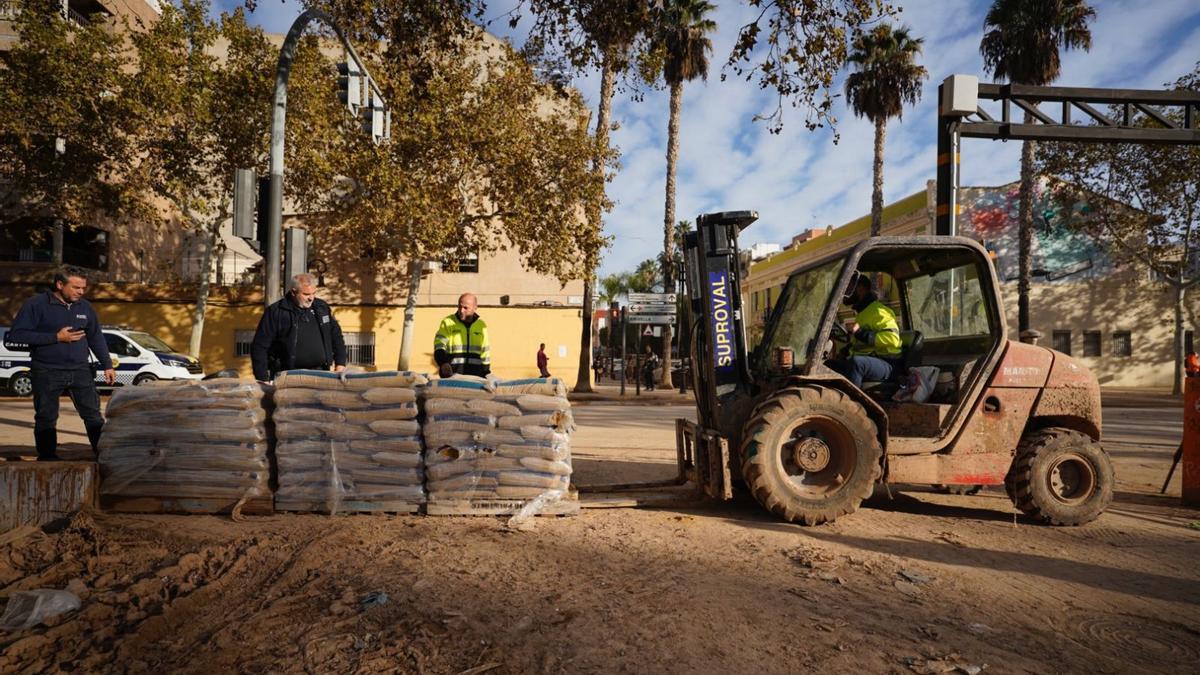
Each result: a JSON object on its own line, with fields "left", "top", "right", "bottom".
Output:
{"left": 221, "top": 0, "right": 1200, "bottom": 278}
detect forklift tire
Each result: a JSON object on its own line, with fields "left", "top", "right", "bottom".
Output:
{"left": 739, "top": 387, "right": 881, "bottom": 526}
{"left": 1006, "top": 428, "right": 1113, "bottom": 526}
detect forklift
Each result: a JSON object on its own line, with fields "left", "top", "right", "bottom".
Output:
{"left": 674, "top": 211, "right": 1114, "bottom": 526}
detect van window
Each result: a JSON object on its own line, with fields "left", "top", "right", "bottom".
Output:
{"left": 105, "top": 334, "right": 138, "bottom": 357}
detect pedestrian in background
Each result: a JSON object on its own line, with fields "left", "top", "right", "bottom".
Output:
{"left": 537, "top": 342, "right": 551, "bottom": 378}
{"left": 642, "top": 344, "right": 659, "bottom": 391}
{"left": 8, "top": 266, "right": 115, "bottom": 461}
{"left": 1187, "top": 349, "right": 1199, "bottom": 378}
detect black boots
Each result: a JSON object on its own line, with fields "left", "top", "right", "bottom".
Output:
{"left": 34, "top": 428, "right": 58, "bottom": 461}
{"left": 85, "top": 423, "right": 103, "bottom": 457}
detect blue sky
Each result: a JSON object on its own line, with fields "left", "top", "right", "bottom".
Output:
{"left": 222, "top": 0, "right": 1200, "bottom": 278}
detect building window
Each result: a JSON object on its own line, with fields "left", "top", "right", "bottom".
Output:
{"left": 0, "top": 217, "right": 108, "bottom": 269}
{"left": 765, "top": 287, "right": 773, "bottom": 309}
{"left": 752, "top": 291, "right": 759, "bottom": 314}
{"left": 1052, "top": 330, "right": 1072, "bottom": 355}
{"left": 344, "top": 331, "right": 376, "bottom": 366}
{"left": 1083, "top": 331, "right": 1101, "bottom": 357}
{"left": 443, "top": 250, "right": 479, "bottom": 273}
{"left": 1112, "top": 331, "right": 1132, "bottom": 357}
{"left": 234, "top": 330, "right": 254, "bottom": 357}
{"left": 236, "top": 329, "right": 374, "bottom": 366}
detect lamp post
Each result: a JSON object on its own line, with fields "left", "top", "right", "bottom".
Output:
{"left": 264, "top": 10, "right": 388, "bottom": 306}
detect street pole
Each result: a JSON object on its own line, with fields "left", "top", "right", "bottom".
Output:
{"left": 266, "top": 10, "right": 385, "bottom": 306}
{"left": 620, "top": 306, "right": 627, "bottom": 396}
{"left": 635, "top": 334, "right": 641, "bottom": 396}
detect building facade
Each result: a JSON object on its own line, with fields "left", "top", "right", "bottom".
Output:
{"left": 0, "top": 17, "right": 589, "bottom": 381}
{"left": 743, "top": 180, "right": 1197, "bottom": 388}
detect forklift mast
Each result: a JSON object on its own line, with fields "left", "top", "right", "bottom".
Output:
{"left": 682, "top": 211, "right": 758, "bottom": 426}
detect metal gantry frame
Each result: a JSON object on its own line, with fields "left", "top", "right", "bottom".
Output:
{"left": 935, "top": 77, "right": 1200, "bottom": 236}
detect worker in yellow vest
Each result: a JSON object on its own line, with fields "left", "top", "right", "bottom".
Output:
{"left": 831, "top": 272, "right": 902, "bottom": 388}
{"left": 433, "top": 293, "right": 491, "bottom": 378}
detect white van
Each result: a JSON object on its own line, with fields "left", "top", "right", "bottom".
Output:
{"left": 0, "top": 326, "right": 204, "bottom": 395}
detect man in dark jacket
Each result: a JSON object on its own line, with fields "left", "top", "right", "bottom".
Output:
{"left": 251, "top": 273, "right": 347, "bottom": 382}
{"left": 9, "top": 266, "right": 115, "bottom": 460}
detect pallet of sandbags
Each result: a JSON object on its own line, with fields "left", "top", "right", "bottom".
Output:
{"left": 423, "top": 376, "right": 577, "bottom": 516}
{"left": 272, "top": 370, "right": 428, "bottom": 514}
{"left": 98, "top": 379, "right": 274, "bottom": 515}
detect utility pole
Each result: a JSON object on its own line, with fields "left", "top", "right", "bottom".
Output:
{"left": 265, "top": 10, "right": 389, "bottom": 306}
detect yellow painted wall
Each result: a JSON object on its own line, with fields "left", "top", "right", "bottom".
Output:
{"left": 89, "top": 301, "right": 588, "bottom": 382}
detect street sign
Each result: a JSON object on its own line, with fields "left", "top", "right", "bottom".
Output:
{"left": 628, "top": 292, "right": 676, "bottom": 304}
{"left": 628, "top": 303, "right": 677, "bottom": 315}
{"left": 627, "top": 314, "right": 676, "bottom": 325}
{"left": 642, "top": 326, "right": 654, "bottom": 337}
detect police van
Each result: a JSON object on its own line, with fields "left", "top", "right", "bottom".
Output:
{"left": 0, "top": 326, "right": 204, "bottom": 396}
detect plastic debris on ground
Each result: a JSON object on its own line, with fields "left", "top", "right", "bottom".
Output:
{"left": 273, "top": 370, "right": 428, "bottom": 512}
{"left": 0, "top": 589, "right": 81, "bottom": 631}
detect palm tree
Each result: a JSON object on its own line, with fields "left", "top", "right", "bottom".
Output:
{"left": 657, "top": 0, "right": 715, "bottom": 388}
{"left": 980, "top": 0, "right": 1095, "bottom": 333}
{"left": 843, "top": 24, "right": 927, "bottom": 237}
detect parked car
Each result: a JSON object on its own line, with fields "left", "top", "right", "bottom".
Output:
{"left": 0, "top": 325, "right": 203, "bottom": 395}
{"left": 0, "top": 328, "right": 33, "bottom": 396}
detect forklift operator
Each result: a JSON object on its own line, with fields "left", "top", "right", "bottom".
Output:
{"left": 829, "top": 272, "right": 902, "bottom": 388}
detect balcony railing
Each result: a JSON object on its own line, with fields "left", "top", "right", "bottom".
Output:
{"left": 0, "top": 1, "right": 98, "bottom": 25}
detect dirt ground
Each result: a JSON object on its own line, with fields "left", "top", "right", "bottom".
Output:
{"left": 1, "top": 397, "right": 1198, "bottom": 674}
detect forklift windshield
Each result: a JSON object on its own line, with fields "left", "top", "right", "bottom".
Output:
{"left": 758, "top": 258, "right": 845, "bottom": 373}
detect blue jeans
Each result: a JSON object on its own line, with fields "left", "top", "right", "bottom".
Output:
{"left": 32, "top": 366, "right": 104, "bottom": 459}
{"left": 832, "top": 355, "right": 899, "bottom": 388}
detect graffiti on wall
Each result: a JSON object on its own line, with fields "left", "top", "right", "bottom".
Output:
{"left": 958, "top": 180, "right": 1112, "bottom": 283}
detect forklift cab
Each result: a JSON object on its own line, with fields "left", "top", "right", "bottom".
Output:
{"left": 755, "top": 237, "right": 1007, "bottom": 438}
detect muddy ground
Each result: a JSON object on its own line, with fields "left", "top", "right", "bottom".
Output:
{"left": 1, "top": 400, "right": 1197, "bottom": 674}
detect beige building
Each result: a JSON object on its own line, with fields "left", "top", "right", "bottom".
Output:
{"left": 0, "top": 16, "right": 589, "bottom": 380}
{"left": 743, "top": 180, "right": 1198, "bottom": 389}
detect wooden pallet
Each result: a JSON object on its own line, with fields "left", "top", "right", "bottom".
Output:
{"left": 2, "top": 461, "right": 97, "bottom": 532}
{"left": 425, "top": 487, "right": 579, "bottom": 517}
{"left": 100, "top": 494, "right": 274, "bottom": 516}
{"left": 273, "top": 498, "right": 421, "bottom": 515}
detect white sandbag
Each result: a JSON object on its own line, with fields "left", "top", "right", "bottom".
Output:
{"left": 274, "top": 407, "right": 346, "bottom": 424}
{"left": 349, "top": 439, "right": 423, "bottom": 454}
{"left": 497, "top": 471, "right": 570, "bottom": 490}
{"left": 515, "top": 394, "right": 570, "bottom": 412}
{"left": 425, "top": 420, "right": 494, "bottom": 435}
{"left": 316, "top": 390, "right": 372, "bottom": 410}
{"left": 360, "top": 387, "right": 417, "bottom": 404}
{"left": 516, "top": 457, "right": 572, "bottom": 476}
{"left": 494, "top": 443, "right": 571, "bottom": 462}
{"left": 428, "top": 474, "right": 500, "bottom": 491}
{"left": 343, "top": 406, "right": 419, "bottom": 422}
{"left": 340, "top": 371, "right": 428, "bottom": 390}
{"left": 492, "top": 377, "right": 568, "bottom": 397}
{"left": 366, "top": 419, "right": 422, "bottom": 436}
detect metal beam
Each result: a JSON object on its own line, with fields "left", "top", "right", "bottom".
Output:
{"left": 958, "top": 122, "right": 1200, "bottom": 144}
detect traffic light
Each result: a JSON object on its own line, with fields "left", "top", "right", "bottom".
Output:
{"left": 359, "top": 89, "right": 390, "bottom": 142}
{"left": 283, "top": 227, "right": 307, "bottom": 285}
{"left": 232, "top": 168, "right": 257, "bottom": 240}
{"left": 336, "top": 61, "right": 363, "bottom": 112}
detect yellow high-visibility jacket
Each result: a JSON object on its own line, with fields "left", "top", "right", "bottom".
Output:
{"left": 850, "top": 300, "right": 902, "bottom": 357}
{"left": 433, "top": 314, "right": 491, "bottom": 376}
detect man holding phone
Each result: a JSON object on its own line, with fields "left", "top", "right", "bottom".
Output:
{"left": 9, "top": 266, "right": 115, "bottom": 461}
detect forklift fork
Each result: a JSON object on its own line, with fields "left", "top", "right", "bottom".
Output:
{"left": 574, "top": 419, "right": 733, "bottom": 500}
